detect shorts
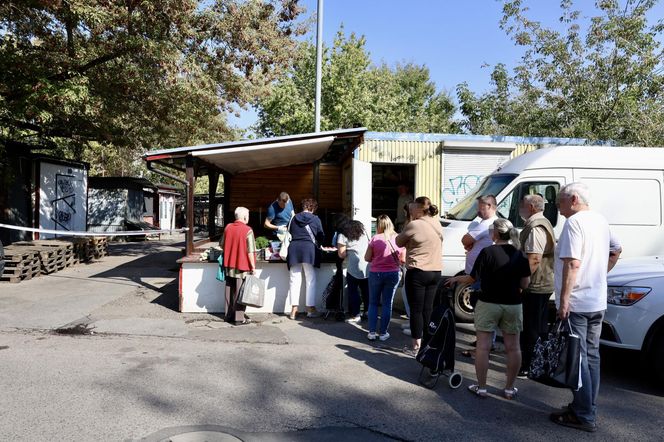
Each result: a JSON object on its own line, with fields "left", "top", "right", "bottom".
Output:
{"left": 474, "top": 300, "right": 523, "bottom": 334}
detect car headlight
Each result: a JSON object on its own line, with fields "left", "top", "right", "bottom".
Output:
{"left": 607, "top": 286, "right": 651, "bottom": 306}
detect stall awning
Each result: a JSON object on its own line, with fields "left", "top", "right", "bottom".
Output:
{"left": 191, "top": 136, "right": 335, "bottom": 174}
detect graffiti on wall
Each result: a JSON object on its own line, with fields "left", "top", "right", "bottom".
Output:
{"left": 442, "top": 174, "right": 483, "bottom": 210}
{"left": 50, "top": 173, "right": 77, "bottom": 231}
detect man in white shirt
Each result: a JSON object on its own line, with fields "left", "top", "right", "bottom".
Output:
{"left": 461, "top": 195, "right": 498, "bottom": 349}
{"left": 550, "top": 182, "right": 621, "bottom": 433}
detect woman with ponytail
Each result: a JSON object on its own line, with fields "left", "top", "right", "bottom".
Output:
{"left": 446, "top": 218, "right": 531, "bottom": 400}
{"left": 396, "top": 196, "right": 444, "bottom": 356}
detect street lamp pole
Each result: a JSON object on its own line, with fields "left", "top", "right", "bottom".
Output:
{"left": 314, "top": 0, "right": 323, "bottom": 133}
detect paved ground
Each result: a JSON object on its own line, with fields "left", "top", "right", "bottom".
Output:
{"left": 0, "top": 236, "right": 662, "bottom": 441}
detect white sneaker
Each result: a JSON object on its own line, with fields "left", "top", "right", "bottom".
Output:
{"left": 402, "top": 328, "right": 411, "bottom": 336}
{"left": 345, "top": 315, "right": 361, "bottom": 323}
{"left": 379, "top": 332, "right": 390, "bottom": 341}
{"left": 367, "top": 332, "right": 377, "bottom": 341}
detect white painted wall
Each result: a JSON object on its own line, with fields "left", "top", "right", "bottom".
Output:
{"left": 180, "top": 261, "right": 338, "bottom": 313}
{"left": 39, "top": 161, "right": 88, "bottom": 238}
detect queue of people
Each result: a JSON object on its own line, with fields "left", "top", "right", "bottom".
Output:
{"left": 220, "top": 183, "right": 621, "bottom": 433}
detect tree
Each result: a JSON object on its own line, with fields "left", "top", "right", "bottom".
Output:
{"left": 0, "top": 0, "right": 305, "bottom": 175}
{"left": 256, "top": 29, "right": 459, "bottom": 136}
{"left": 457, "top": 0, "right": 664, "bottom": 145}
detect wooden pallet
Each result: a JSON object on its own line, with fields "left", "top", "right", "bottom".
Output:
{"left": 1, "top": 247, "right": 40, "bottom": 283}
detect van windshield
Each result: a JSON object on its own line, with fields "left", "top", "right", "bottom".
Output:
{"left": 444, "top": 174, "right": 517, "bottom": 221}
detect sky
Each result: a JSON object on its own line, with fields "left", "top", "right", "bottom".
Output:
{"left": 230, "top": 0, "right": 664, "bottom": 131}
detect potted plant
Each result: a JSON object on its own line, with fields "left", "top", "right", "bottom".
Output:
{"left": 255, "top": 236, "right": 270, "bottom": 259}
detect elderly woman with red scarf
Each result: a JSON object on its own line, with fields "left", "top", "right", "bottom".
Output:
{"left": 220, "top": 206, "right": 256, "bottom": 325}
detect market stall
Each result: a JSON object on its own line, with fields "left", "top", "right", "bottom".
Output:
{"left": 144, "top": 128, "right": 366, "bottom": 313}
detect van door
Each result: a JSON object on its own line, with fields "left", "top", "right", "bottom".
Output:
{"left": 495, "top": 175, "right": 571, "bottom": 236}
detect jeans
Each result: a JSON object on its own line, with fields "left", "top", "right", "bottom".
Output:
{"left": 347, "top": 273, "right": 369, "bottom": 317}
{"left": 568, "top": 310, "right": 605, "bottom": 424}
{"left": 288, "top": 263, "right": 316, "bottom": 307}
{"left": 368, "top": 271, "right": 400, "bottom": 335}
{"left": 406, "top": 269, "right": 441, "bottom": 340}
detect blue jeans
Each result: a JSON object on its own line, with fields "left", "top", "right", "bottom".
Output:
{"left": 368, "top": 271, "right": 400, "bottom": 335}
{"left": 568, "top": 310, "right": 604, "bottom": 424}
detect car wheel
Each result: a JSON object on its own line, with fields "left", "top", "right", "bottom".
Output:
{"left": 650, "top": 332, "right": 664, "bottom": 386}
{"left": 453, "top": 281, "right": 475, "bottom": 323}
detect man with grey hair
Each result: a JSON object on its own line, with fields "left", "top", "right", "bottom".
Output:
{"left": 550, "top": 182, "right": 621, "bottom": 432}
{"left": 518, "top": 194, "right": 556, "bottom": 378}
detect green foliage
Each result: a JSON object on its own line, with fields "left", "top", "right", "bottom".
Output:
{"left": 0, "top": 0, "right": 305, "bottom": 174}
{"left": 457, "top": 0, "right": 664, "bottom": 146}
{"left": 256, "top": 28, "right": 459, "bottom": 136}
{"left": 255, "top": 236, "right": 270, "bottom": 249}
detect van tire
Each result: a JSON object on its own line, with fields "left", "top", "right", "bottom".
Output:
{"left": 453, "top": 281, "right": 475, "bottom": 323}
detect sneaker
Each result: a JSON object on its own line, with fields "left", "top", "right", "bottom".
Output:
{"left": 402, "top": 328, "right": 411, "bottom": 336}
{"left": 402, "top": 346, "right": 419, "bottom": 357}
{"left": 306, "top": 311, "right": 322, "bottom": 318}
{"left": 379, "top": 332, "right": 390, "bottom": 341}
{"left": 367, "top": 332, "right": 377, "bottom": 341}
{"left": 345, "top": 315, "right": 361, "bottom": 323}
{"left": 400, "top": 322, "right": 410, "bottom": 329}
{"left": 517, "top": 369, "right": 529, "bottom": 379}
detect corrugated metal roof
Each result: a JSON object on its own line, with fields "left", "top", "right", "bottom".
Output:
{"left": 144, "top": 127, "right": 367, "bottom": 158}
{"left": 365, "top": 131, "right": 594, "bottom": 145}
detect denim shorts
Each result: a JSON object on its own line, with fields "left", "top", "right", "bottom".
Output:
{"left": 474, "top": 300, "right": 523, "bottom": 334}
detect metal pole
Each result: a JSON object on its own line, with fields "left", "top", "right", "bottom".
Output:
{"left": 314, "top": 0, "right": 323, "bottom": 133}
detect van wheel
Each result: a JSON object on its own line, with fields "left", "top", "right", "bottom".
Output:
{"left": 453, "top": 281, "right": 475, "bottom": 323}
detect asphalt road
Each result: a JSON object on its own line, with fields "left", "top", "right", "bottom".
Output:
{"left": 0, "top": 237, "right": 662, "bottom": 441}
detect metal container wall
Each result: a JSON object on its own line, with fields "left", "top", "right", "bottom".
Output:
{"left": 357, "top": 139, "right": 443, "bottom": 210}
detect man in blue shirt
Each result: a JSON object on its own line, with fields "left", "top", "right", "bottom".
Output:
{"left": 264, "top": 192, "right": 294, "bottom": 236}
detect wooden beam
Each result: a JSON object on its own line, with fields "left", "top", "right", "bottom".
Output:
{"left": 185, "top": 156, "right": 196, "bottom": 256}
{"left": 208, "top": 170, "right": 219, "bottom": 237}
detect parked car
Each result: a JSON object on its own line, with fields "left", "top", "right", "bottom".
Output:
{"left": 601, "top": 256, "right": 664, "bottom": 384}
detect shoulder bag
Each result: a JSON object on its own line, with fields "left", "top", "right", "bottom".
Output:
{"left": 386, "top": 235, "right": 406, "bottom": 287}
{"left": 278, "top": 215, "right": 294, "bottom": 260}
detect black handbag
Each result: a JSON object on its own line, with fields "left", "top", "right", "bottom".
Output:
{"left": 528, "top": 318, "right": 582, "bottom": 390}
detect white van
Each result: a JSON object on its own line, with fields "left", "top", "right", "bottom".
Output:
{"left": 441, "top": 145, "right": 664, "bottom": 321}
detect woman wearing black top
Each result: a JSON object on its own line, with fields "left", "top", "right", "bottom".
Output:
{"left": 446, "top": 218, "right": 530, "bottom": 400}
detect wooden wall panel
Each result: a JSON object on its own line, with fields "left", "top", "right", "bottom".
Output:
{"left": 318, "top": 164, "right": 342, "bottom": 211}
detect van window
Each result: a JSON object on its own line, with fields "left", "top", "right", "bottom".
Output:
{"left": 445, "top": 174, "right": 517, "bottom": 221}
{"left": 497, "top": 182, "right": 560, "bottom": 228}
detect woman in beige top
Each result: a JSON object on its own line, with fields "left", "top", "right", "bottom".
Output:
{"left": 395, "top": 196, "right": 444, "bottom": 356}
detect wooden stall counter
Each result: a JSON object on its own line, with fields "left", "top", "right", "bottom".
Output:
{"left": 177, "top": 256, "right": 338, "bottom": 314}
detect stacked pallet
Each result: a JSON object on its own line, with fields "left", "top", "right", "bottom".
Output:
{"left": 64, "top": 237, "right": 108, "bottom": 263}
{"left": 0, "top": 247, "right": 40, "bottom": 283}
{"left": 1, "top": 237, "right": 110, "bottom": 283}
{"left": 12, "top": 240, "right": 75, "bottom": 274}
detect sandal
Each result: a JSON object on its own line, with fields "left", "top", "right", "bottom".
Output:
{"left": 467, "top": 384, "right": 488, "bottom": 398}
{"left": 461, "top": 350, "right": 473, "bottom": 358}
{"left": 503, "top": 387, "right": 518, "bottom": 400}
{"left": 549, "top": 410, "right": 597, "bottom": 433}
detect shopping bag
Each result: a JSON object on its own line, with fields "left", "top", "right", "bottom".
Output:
{"left": 216, "top": 254, "right": 225, "bottom": 282}
{"left": 528, "top": 319, "right": 582, "bottom": 390}
{"left": 238, "top": 274, "right": 265, "bottom": 308}
{"left": 278, "top": 231, "right": 291, "bottom": 260}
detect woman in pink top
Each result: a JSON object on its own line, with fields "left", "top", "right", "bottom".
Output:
{"left": 364, "top": 215, "right": 405, "bottom": 341}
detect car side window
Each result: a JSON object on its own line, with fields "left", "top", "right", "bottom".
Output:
{"left": 497, "top": 182, "right": 561, "bottom": 228}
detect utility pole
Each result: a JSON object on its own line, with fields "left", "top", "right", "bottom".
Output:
{"left": 314, "top": 0, "right": 323, "bottom": 133}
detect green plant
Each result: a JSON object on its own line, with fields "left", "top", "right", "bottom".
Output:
{"left": 255, "top": 236, "right": 270, "bottom": 249}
